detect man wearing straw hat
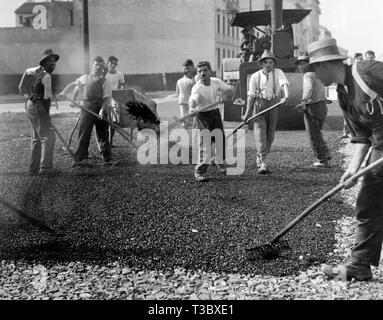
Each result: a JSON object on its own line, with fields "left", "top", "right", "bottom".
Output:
{"left": 308, "top": 38, "right": 383, "bottom": 281}
{"left": 295, "top": 54, "right": 331, "bottom": 167}
{"left": 25, "top": 49, "right": 60, "bottom": 176}
{"left": 244, "top": 49, "right": 289, "bottom": 174}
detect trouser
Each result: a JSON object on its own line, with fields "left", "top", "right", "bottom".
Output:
{"left": 252, "top": 98, "right": 279, "bottom": 163}
{"left": 25, "top": 99, "right": 55, "bottom": 174}
{"left": 303, "top": 101, "right": 330, "bottom": 162}
{"left": 351, "top": 148, "right": 383, "bottom": 267}
{"left": 74, "top": 101, "right": 111, "bottom": 162}
{"left": 194, "top": 109, "right": 225, "bottom": 174}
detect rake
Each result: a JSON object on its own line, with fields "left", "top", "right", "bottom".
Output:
{"left": 246, "top": 152, "right": 383, "bottom": 261}
{"left": 0, "top": 196, "right": 58, "bottom": 235}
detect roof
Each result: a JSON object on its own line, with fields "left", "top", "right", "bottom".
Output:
{"left": 229, "top": 9, "right": 311, "bottom": 28}
{"left": 15, "top": 1, "right": 73, "bottom": 14}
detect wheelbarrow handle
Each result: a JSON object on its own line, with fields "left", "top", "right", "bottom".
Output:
{"left": 65, "top": 98, "right": 138, "bottom": 149}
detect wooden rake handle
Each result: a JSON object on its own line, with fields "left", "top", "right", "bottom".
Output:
{"left": 226, "top": 100, "right": 284, "bottom": 140}
{"left": 270, "top": 153, "right": 383, "bottom": 244}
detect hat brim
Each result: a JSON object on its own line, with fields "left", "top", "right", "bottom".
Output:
{"left": 295, "top": 58, "right": 309, "bottom": 65}
{"left": 258, "top": 57, "right": 276, "bottom": 64}
{"left": 39, "top": 54, "right": 60, "bottom": 65}
{"left": 308, "top": 54, "right": 348, "bottom": 65}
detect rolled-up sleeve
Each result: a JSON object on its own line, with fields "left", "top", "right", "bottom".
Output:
{"left": 302, "top": 73, "right": 313, "bottom": 101}
{"left": 247, "top": 73, "right": 257, "bottom": 98}
{"left": 277, "top": 69, "right": 289, "bottom": 87}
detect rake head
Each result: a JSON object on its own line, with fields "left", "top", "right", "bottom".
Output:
{"left": 246, "top": 240, "right": 291, "bottom": 261}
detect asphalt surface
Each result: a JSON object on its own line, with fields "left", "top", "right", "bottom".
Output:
{"left": 0, "top": 105, "right": 351, "bottom": 277}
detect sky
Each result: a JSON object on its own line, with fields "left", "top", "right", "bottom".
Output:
{"left": 1, "top": 0, "right": 382, "bottom": 58}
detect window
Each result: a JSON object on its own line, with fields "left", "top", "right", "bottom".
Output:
{"left": 227, "top": 17, "right": 230, "bottom": 35}
{"left": 236, "top": 28, "right": 239, "bottom": 39}
{"left": 217, "top": 14, "right": 220, "bottom": 33}
{"left": 232, "top": 50, "right": 235, "bottom": 58}
{"left": 223, "top": 49, "right": 226, "bottom": 59}
{"left": 217, "top": 48, "right": 221, "bottom": 69}
{"left": 232, "top": 25, "right": 234, "bottom": 38}
{"left": 223, "top": 15, "right": 225, "bottom": 34}
{"left": 19, "top": 15, "right": 24, "bottom": 25}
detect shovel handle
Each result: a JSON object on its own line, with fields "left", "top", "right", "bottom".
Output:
{"left": 66, "top": 98, "right": 138, "bottom": 149}
{"left": 179, "top": 101, "right": 221, "bottom": 122}
{"left": 226, "top": 101, "right": 283, "bottom": 140}
{"left": 270, "top": 154, "right": 383, "bottom": 244}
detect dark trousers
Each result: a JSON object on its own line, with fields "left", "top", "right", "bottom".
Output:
{"left": 351, "top": 148, "right": 383, "bottom": 266}
{"left": 303, "top": 101, "right": 330, "bottom": 162}
{"left": 74, "top": 101, "right": 111, "bottom": 162}
{"left": 194, "top": 109, "right": 225, "bottom": 174}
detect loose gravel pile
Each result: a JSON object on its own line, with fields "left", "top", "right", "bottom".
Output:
{"left": 1, "top": 112, "right": 383, "bottom": 300}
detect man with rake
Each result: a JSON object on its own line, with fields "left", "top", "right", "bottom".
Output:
{"left": 308, "top": 38, "right": 383, "bottom": 281}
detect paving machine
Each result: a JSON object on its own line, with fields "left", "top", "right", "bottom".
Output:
{"left": 223, "top": 4, "right": 311, "bottom": 130}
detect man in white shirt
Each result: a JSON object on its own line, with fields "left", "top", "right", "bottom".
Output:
{"left": 244, "top": 50, "right": 289, "bottom": 174}
{"left": 189, "top": 61, "right": 232, "bottom": 182}
{"left": 105, "top": 55, "right": 125, "bottom": 146}
{"left": 176, "top": 59, "right": 196, "bottom": 128}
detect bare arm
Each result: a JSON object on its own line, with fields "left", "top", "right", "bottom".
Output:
{"left": 244, "top": 96, "right": 255, "bottom": 122}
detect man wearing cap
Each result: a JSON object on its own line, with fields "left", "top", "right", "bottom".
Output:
{"left": 25, "top": 49, "right": 59, "bottom": 175}
{"left": 71, "top": 56, "right": 112, "bottom": 167}
{"left": 295, "top": 54, "right": 331, "bottom": 167}
{"left": 307, "top": 38, "right": 383, "bottom": 281}
{"left": 244, "top": 49, "right": 289, "bottom": 174}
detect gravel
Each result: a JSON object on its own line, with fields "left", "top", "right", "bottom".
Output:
{"left": 1, "top": 112, "right": 383, "bottom": 300}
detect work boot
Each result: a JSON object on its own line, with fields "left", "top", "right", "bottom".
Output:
{"left": 211, "top": 158, "right": 227, "bottom": 175}
{"left": 195, "top": 172, "right": 208, "bottom": 182}
{"left": 322, "top": 262, "right": 372, "bottom": 281}
{"left": 258, "top": 162, "right": 271, "bottom": 174}
{"left": 313, "top": 159, "right": 330, "bottom": 167}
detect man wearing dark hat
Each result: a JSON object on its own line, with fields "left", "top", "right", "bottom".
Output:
{"left": 71, "top": 56, "right": 112, "bottom": 167}
{"left": 25, "top": 49, "right": 59, "bottom": 175}
{"left": 244, "top": 49, "right": 289, "bottom": 174}
{"left": 308, "top": 38, "right": 383, "bottom": 281}
{"left": 295, "top": 54, "right": 331, "bottom": 167}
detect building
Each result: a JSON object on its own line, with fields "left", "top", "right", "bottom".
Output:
{"left": 15, "top": 1, "right": 74, "bottom": 28}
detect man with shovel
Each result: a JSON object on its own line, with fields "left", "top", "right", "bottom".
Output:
{"left": 244, "top": 50, "right": 289, "bottom": 174}
{"left": 189, "top": 61, "right": 232, "bottom": 182}
{"left": 308, "top": 38, "right": 383, "bottom": 281}
{"left": 25, "top": 49, "right": 60, "bottom": 176}
{"left": 295, "top": 54, "right": 331, "bottom": 167}
{"left": 70, "top": 56, "right": 112, "bottom": 167}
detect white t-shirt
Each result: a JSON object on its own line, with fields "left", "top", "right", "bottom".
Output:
{"left": 176, "top": 75, "right": 195, "bottom": 104}
{"left": 189, "top": 77, "right": 230, "bottom": 112}
{"left": 105, "top": 71, "right": 125, "bottom": 91}
{"left": 248, "top": 68, "right": 289, "bottom": 100}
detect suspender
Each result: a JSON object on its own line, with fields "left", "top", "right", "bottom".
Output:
{"left": 256, "top": 70, "right": 277, "bottom": 100}
{"left": 352, "top": 62, "right": 383, "bottom": 115}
